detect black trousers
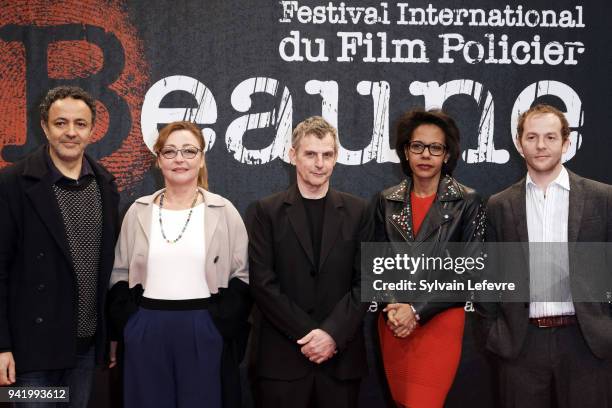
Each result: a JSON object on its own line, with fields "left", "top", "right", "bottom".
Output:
{"left": 255, "top": 371, "right": 361, "bottom": 408}
{"left": 497, "top": 323, "right": 612, "bottom": 408}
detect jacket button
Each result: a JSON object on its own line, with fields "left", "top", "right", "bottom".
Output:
{"left": 37, "top": 284, "right": 45, "bottom": 291}
{"left": 34, "top": 317, "right": 43, "bottom": 324}
{"left": 37, "top": 252, "right": 44, "bottom": 259}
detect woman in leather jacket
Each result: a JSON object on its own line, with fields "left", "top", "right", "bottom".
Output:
{"left": 373, "top": 109, "right": 486, "bottom": 408}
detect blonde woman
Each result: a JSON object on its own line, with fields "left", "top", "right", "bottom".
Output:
{"left": 109, "top": 121, "right": 250, "bottom": 408}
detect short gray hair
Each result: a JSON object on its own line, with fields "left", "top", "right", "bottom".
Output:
{"left": 292, "top": 116, "right": 338, "bottom": 153}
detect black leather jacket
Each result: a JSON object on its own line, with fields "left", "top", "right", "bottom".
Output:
{"left": 372, "top": 175, "right": 486, "bottom": 323}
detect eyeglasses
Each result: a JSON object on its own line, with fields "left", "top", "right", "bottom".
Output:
{"left": 408, "top": 141, "right": 446, "bottom": 156}
{"left": 158, "top": 146, "right": 202, "bottom": 159}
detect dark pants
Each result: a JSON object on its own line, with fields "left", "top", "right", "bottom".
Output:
{"left": 256, "top": 371, "right": 361, "bottom": 408}
{"left": 498, "top": 323, "right": 612, "bottom": 408}
{"left": 13, "top": 345, "right": 95, "bottom": 408}
{"left": 124, "top": 307, "right": 223, "bottom": 408}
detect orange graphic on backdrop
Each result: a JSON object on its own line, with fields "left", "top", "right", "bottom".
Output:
{"left": 0, "top": 0, "right": 151, "bottom": 191}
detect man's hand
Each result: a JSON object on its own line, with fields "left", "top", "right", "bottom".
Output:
{"left": 0, "top": 351, "right": 16, "bottom": 385}
{"left": 383, "top": 303, "right": 418, "bottom": 338}
{"left": 297, "top": 329, "right": 337, "bottom": 364}
{"left": 108, "top": 341, "right": 118, "bottom": 369}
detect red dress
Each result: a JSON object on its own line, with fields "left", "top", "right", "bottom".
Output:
{"left": 378, "top": 192, "right": 465, "bottom": 408}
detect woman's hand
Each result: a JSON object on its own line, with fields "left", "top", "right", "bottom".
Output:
{"left": 383, "top": 303, "right": 419, "bottom": 338}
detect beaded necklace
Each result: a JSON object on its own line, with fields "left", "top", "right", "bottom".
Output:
{"left": 158, "top": 189, "right": 199, "bottom": 243}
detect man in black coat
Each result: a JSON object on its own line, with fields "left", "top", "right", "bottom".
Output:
{"left": 0, "top": 86, "right": 119, "bottom": 407}
{"left": 483, "top": 104, "right": 612, "bottom": 407}
{"left": 248, "top": 116, "right": 370, "bottom": 408}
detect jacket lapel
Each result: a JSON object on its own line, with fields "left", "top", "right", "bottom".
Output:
{"left": 136, "top": 198, "right": 153, "bottom": 244}
{"left": 414, "top": 201, "right": 449, "bottom": 243}
{"left": 385, "top": 180, "right": 414, "bottom": 241}
{"left": 25, "top": 174, "right": 72, "bottom": 263}
{"left": 285, "top": 185, "right": 315, "bottom": 266}
{"left": 509, "top": 180, "right": 529, "bottom": 243}
{"left": 91, "top": 158, "right": 118, "bottom": 282}
{"left": 508, "top": 178, "right": 530, "bottom": 282}
{"left": 414, "top": 175, "right": 458, "bottom": 243}
{"left": 22, "top": 146, "right": 72, "bottom": 263}
{"left": 567, "top": 171, "right": 584, "bottom": 242}
{"left": 204, "top": 191, "right": 222, "bottom": 253}
{"left": 319, "top": 189, "right": 343, "bottom": 269}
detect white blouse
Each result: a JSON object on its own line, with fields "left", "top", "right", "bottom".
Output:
{"left": 144, "top": 203, "right": 211, "bottom": 300}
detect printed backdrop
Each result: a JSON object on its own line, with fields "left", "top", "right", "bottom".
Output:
{"left": 1, "top": 1, "right": 610, "bottom": 407}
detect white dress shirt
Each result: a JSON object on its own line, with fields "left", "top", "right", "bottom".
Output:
{"left": 526, "top": 166, "right": 575, "bottom": 318}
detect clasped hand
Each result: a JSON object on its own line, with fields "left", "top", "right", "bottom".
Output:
{"left": 297, "top": 329, "right": 337, "bottom": 364}
{"left": 384, "top": 303, "right": 419, "bottom": 338}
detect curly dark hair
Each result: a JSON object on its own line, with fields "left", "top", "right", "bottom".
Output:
{"left": 39, "top": 86, "right": 96, "bottom": 124}
{"left": 395, "top": 108, "right": 461, "bottom": 177}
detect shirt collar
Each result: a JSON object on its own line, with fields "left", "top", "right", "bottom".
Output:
{"left": 45, "top": 146, "right": 94, "bottom": 184}
{"left": 526, "top": 166, "right": 570, "bottom": 191}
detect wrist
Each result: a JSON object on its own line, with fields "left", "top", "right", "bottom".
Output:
{"left": 409, "top": 303, "right": 420, "bottom": 322}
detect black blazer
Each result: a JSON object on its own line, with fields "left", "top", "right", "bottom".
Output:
{"left": 248, "top": 185, "right": 370, "bottom": 381}
{"left": 0, "top": 145, "right": 119, "bottom": 372}
{"left": 484, "top": 170, "right": 612, "bottom": 360}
